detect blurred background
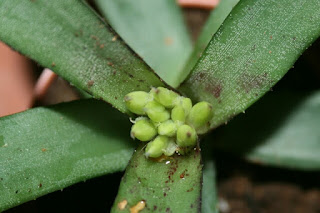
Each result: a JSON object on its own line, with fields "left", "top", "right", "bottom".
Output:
{"left": 2, "top": 0, "right": 320, "bottom": 212}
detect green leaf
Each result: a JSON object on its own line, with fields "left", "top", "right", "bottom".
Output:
{"left": 0, "top": 100, "right": 135, "bottom": 211}
{"left": 210, "top": 91, "right": 320, "bottom": 170}
{"left": 111, "top": 145, "right": 202, "bottom": 212}
{"left": 179, "top": 0, "right": 240, "bottom": 84}
{"left": 0, "top": 0, "right": 165, "bottom": 114}
{"left": 95, "top": 0, "right": 192, "bottom": 87}
{"left": 202, "top": 159, "right": 218, "bottom": 213}
{"left": 179, "top": 0, "right": 320, "bottom": 130}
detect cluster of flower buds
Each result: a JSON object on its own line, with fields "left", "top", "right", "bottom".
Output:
{"left": 124, "top": 87, "right": 213, "bottom": 158}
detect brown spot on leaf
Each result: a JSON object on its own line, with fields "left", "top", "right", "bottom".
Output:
{"left": 205, "top": 81, "right": 222, "bottom": 98}
{"left": 187, "top": 187, "right": 194, "bottom": 192}
{"left": 51, "top": 62, "right": 55, "bottom": 67}
{"left": 91, "top": 35, "right": 98, "bottom": 40}
{"left": 41, "top": 148, "right": 47, "bottom": 152}
{"left": 239, "top": 73, "right": 270, "bottom": 93}
{"left": 87, "top": 80, "right": 94, "bottom": 87}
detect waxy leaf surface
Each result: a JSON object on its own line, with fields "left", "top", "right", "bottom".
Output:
{"left": 112, "top": 145, "right": 202, "bottom": 213}
{"left": 0, "top": 0, "right": 165, "bottom": 114}
{"left": 0, "top": 100, "right": 135, "bottom": 211}
{"left": 96, "top": 0, "right": 192, "bottom": 87}
{"left": 211, "top": 91, "right": 320, "bottom": 170}
{"left": 179, "top": 0, "right": 320, "bottom": 130}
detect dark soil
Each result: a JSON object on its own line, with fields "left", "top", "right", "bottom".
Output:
{"left": 215, "top": 153, "right": 320, "bottom": 213}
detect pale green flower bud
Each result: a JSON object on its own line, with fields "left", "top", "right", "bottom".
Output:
{"left": 145, "top": 135, "right": 169, "bottom": 158}
{"left": 130, "top": 118, "right": 157, "bottom": 141}
{"left": 163, "top": 139, "right": 178, "bottom": 156}
{"left": 171, "top": 105, "right": 186, "bottom": 122}
{"left": 150, "top": 87, "right": 179, "bottom": 108}
{"left": 174, "top": 97, "right": 192, "bottom": 115}
{"left": 187, "top": 101, "right": 213, "bottom": 132}
{"left": 158, "top": 120, "right": 177, "bottom": 137}
{"left": 176, "top": 124, "right": 197, "bottom": 147}
{"left": 124, "top": 91, "right": 151, "bottom": 115}
{"left": 144, "top": 101, "right": 170, "bottom": 122}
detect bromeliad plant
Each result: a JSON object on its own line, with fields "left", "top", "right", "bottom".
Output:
{"left": 0, "top": 0, "right": 319, "bottom": 212}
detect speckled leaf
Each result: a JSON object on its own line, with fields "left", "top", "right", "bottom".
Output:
{"left": 179, "top": 0, "right": 240, "bottom": 84}
{"left": 111, "top": 145, "right": 202, "bottom": 213}
{"left": 0, "top": 0, "right": 165, "bottom": 114}
{"left": 0, "top": 100, "right": 135, "bottom": 211}
{"left": 95, "top": 0, "right": 192, "bottom": 87}
{"left": 210, "top": 91, "right": 320, "bottom": 170}
{"left": 179, "top": 0, "right": 320, "bottom": 130}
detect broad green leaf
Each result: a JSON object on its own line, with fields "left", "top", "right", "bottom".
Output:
{"left": 202, "top": 159, "right": 218, "bottom": 213}
{"left": 95, "top": 0, "right": 192, "bottom": 87}
{"left": 111, "top": 145, "right": 202, "bottom": 213}
{"left": 179, "top": 0, "right": 240, "bottom": 84}
{"left": 179, "top": 0, "right": 320, "bottom": 130}
{"left": 0, "top": 100, "right": 135, "bottom": 211}
{"left": 0, "top": 0, "right": 165, "bottom": 114}
{"left": 210, "top": 91, "right": 320, "bottom": 170}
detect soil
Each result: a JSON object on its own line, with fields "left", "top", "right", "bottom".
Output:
{"left": 215, "top": 153, "right": 320, "bottom": 213}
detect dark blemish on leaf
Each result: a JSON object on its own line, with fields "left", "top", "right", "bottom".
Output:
{"left": 190, "top": 204, "right": 194, "bottom": 208}
{"left": 41, "top": 148, "right": 47, "bottom": 152}
{"left": 112, "top": 71, "right": 116, "bottom": 75}
{"left": 39, "top": 183, "right": 42, "bottom": 188}
{"left": 15, "top": 190, "right": 19, "bottom": 194}
{"left": 28, "top": 189, "right": 31, "bottom": 192}
{"left": 270, "top": 35, "right": 273, "bottom": 39}
{"left": 138, "top": 79, "right": 145, "bottom": 83}
{"left": 251, "top": 45, "right": 256, "bottom": 51}
{"left": 87, "top": 80, "right": 94, "bottom": 87}
{"left": 115, "top": 97, "right": 118, "bottom": 100}
{"left": 164, "top": 192, "right": 167, "bottom": 197}
{"left": 91, "top": 35, "right": 98, "bottom": 40}
{"left": 227, "top": 56, "right": 234, "bottom": 61}
{"left": 180, "top": 171, "right": 185, "bottom": 179}
{"left": 51, "top": 62, "right": 56, "bottom": 67}
{"left": 166, "top": 207, "right": 171, "bottom": 212}
{"left": 0, "top": 178, "right": 3, "bottom": 181}
{"left": 293, "top": 36, "right": 296, "bottom": 40}
{"left": 187, "top": 188, "right": 194, "bottom": 192}
{"left": 239, "top": 73, "right": 270, "bottom": 93}
{"left": 99, "top": 44, "right": 104, "bottom": 49}
{"left": 129, "top": 74, "right": 134, "bottom": 78}
{"left": 205, "top": 83, "right": 222, "bottom": 98}
{"left": 153, "top": 206, "right": 157, "bottom": 210}
{"left": 107, "top": 62, "right": 114, "bottom": 67}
